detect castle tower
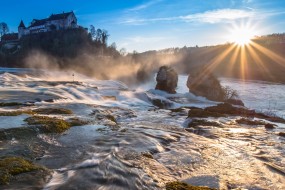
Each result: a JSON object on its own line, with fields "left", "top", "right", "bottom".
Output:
{"left": 18, "top": 20, "right": 26, "bottom": 39}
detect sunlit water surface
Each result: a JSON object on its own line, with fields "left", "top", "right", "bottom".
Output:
{"left": 0, "top": 68, "right": 284, "bottom": 190}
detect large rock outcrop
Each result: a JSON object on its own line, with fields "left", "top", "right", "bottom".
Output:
{"left": 155, "top": 66, "right": 178, "bottom": 94}
{"left": 187, "top": 71, "right": 225, "bottom": 101}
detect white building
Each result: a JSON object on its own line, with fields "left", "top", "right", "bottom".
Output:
{"left": 18, "top": 11, "right": 78, "bottom": 39}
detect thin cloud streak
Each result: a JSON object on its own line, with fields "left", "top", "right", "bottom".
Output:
{"left": 127, "top": 0, "right": 163, "bottom": 11}
{"left": 119, "top": 8, "right": 285, "bottom": 25}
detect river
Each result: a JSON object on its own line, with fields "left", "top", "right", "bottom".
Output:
{"left": 0, "top": 68, "right": 284, "bottom": 189}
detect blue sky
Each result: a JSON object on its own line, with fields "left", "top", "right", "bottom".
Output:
{"left": 1, "top": 0, "right": 285, "bottom": 52}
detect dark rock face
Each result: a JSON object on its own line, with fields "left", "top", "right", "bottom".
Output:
{"left": 155, "top": 66, "right": 178, "bottom": 94}
{"left": 225, "top": 99, "right": 245, "bottom": 106}
{"left": 187, "top": 72, "right": 225, "bottom": 101}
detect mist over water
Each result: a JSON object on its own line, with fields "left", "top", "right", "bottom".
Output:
{"left": 21, "top": 50, "right": 182, "bottom": 86}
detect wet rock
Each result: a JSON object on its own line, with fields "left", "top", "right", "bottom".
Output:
{"left": 0, "top": 102, "right": 23, "bottom": 107}
{"left": 151, "top": 98, "right": 174, "bottom": 109}
{"left": 188, "top": 119, "right": 221, "bottom": 128}
{"left": 0, "top": 110, "right": 35, "bottom": 117}
{"left": 225, "top": 99, "right": 244, "bottom": 106}
{"left": 278, "top": 132, "right": 285, "bottom": 137}
{"left": 0, "top": 127, "right": 38, "bottom": 141}
{"left": 67, "top": 118, "right": 89, "bottom": 126}
{"left": 188, "top": 108, "right": 224, "bottom": 118}
{"left": 0, "top": 157, "right": 46, "bottom": 185}
{"left": 33, "top": 108, "right": 73, "bottom": 115}
{"left": 236, "top": 118, "right": 265, "bottom": 126}
{"left": 264, "top": 123, "right": 275, "bottom": 129}
{"left": 141, "top": 152, "right": 154, "bottom": 159}
{"left": 102, "top": 96, "right": 117, "bottom": 101}
{"left": 106, "top": 115, "right": 117, "bottom": 124}
{"left": 205, "top": 103, "right": 255, "bottom": 116}
{"left": 24, "top": 116, "right": 71, "bottom": 133}
{"left": 166, "top": 181, "right": 216, "bottom": 190}
{"left": 187, "top": 71, "right": 225, "bottom": 101}
{"left": 155, "top": 66, "right": 178, "bottom": 94}
{"left": 43, "top": 99, "right": 54, "bottom": 103}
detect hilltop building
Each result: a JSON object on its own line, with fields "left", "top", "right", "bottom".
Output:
{"left": 18, "top": 11, "right": 78, "bottom": 39}
{"left": 1, "top": 11, "right": 78, "bottom": 47}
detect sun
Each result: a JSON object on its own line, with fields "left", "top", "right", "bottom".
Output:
{"left": 229, "top": 25, "right": 255, "bottom": 46}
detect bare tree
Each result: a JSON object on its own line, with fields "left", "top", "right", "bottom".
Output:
{"left": 95, "top": 29, "right": 102, "bottom": 42}
{"left": 101, "top": 30, "right": 109, "bottom": 46}
{"left": 0, "top": 22, "right": 9, "bottom": 38}
{"left": 89, "top": 25, "right": 96, "bottom": 40}
{"left": 119, "top": 48, "right": 127, "bottom": 56}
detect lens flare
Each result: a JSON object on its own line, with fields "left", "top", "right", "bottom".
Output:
{"left": 229, "top": 24, "right": 255, "bottom": 46}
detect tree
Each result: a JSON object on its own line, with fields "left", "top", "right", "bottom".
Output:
{"left": 119, "top": 48, "right": 127, "bottom": 56}
{"left": 101, "top": 30, "right": 109, "bottom": 46}
{"left": 110, "top": 42, "right": 117, "bottom": 50}
{"left": 0, "top": 22, "right": 9, "bottom": 38}
{"left": 89, "top": 25, "right": 96, "bottom": 39}
{"left": 95, "top": 29, "right": 102, "bottom": 42}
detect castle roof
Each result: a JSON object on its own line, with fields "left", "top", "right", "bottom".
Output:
{"left": 48, "top": 11, "right": 73, "bottom": 21}
{"left": 1, "top": 33, "right": 19, "bottom": 41}
{"left": 29, "top": 19, "right": 48, "bottom": 28}
{"left": 18, "top": 20, "right": 25, "bottom": 28}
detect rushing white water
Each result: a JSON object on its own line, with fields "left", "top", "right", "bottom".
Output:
{"left": 139, "top": 75, "right": 285, "bottom": 118}
{"left": 220, "top": 78, "right": 285, "bottom": 118}
{"left": 0, "top": 68, "right": 285, "bottom": 190}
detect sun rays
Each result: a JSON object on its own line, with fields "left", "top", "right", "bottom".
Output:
{"left": 197, "top": 23, "right": 285, "bottom": 83}
{"left": 229, "top": 25, "right": 255, "bottom": 46}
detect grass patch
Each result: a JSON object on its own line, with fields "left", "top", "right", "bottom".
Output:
{"left": 0, "top": 110, "right": 35, "bottom": 116}
{"left": 166, "top": 181, "right": 216, "bottom": 190}
{"left": 33, "top": 108, "right": 73, "bottom": 115}
{"left": 0, "top": 157, "right": 43, "bottom": 185}
{"left": 24, "top": 116, "right": 71, "bottom": 133}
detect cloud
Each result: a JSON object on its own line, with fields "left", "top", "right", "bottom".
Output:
{"left": 180, "top": 9, "right": 255, "bottom": 23}
{"left": 127, "top": 0, "right": 163, "bottom": 11}
{"left": 120, "top": 9, "right": 255, "bottom": 25}
{"left": 126, "top": 36, "right": 165, "bottom": 43}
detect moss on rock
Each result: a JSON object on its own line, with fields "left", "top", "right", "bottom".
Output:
{"left": 0, "top": 110, "right": 35, "bottom": 116}
{"left": 68, "top": 118, "right": 89, "bottom": 126}
{"left": 33, "top": 108, "right": 73, "bottom": 115}
{"left": 188, "top": 108, "right": 224, "bottom": 118}
{"left": 0, "top": 127, "right": 38, "bottom": 141}
{"left": 188, "top": 119, "right": 220, "bottom": 128}
{"left": 106, "top": 115, "right": 117, "bottom": 124}
{"left": 166, "top": 181, "right": 216, "bottom": 190}
{"left": 0, "top": 157, "right": 43, "bottom": 185}
{"left": 0, "top": 102, "right": 23, "bottom": 107}
{"left": 24, "top": 116, "right": 70, "bottom": 133}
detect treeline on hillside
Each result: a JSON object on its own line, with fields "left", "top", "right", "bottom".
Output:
{"left": 131, "top": 33, "right": 285, "bottom": 83}
{"left": 1, "top": 31, "right": 285, "bottom": 84}
{"left": 0, "top": 27, "right": 120, "bottom": 68}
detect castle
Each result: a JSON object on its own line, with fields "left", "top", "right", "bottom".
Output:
{"left": 1, "top": 11, "right": 78, "bottom": 45}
